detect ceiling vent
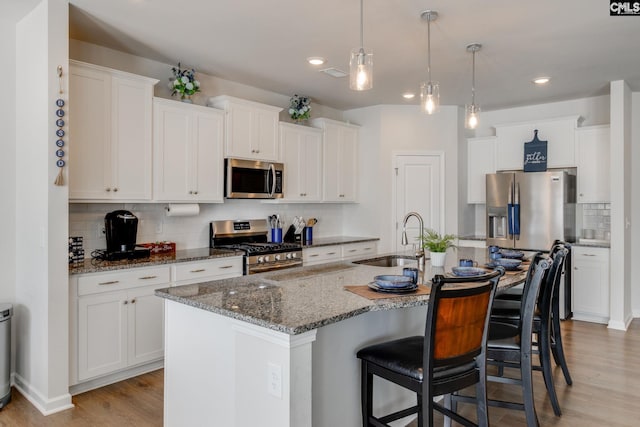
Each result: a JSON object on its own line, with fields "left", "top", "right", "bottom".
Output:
{"left": 320, "top": 68, "right": 348, "bottom": 78}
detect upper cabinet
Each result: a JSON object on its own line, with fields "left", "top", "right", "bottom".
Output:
{"left": 208, "top": 96, "right": 282, "bottom": 162}
{"left": 69, "top": 60, "right": 158, "bottom": 201}
{"left": 467, "top": 136, "right": 496, "bottom": 204}
{"left": 494, "top": 116, "right": 581, "bottom": 171}
{"left": 153, "top": 98, "right": 224, "bottom": 202}
{"left": 311, "top": 118, "right": 359, "bottom": 202}
{"left": 576, "top": 125, "right": 610, "bottom": 203}
{"left": 279, "top": 123, "right": 323, "bottom": 202}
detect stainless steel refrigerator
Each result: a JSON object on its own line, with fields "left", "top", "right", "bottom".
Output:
{"left": 486, "top": 170, "right": 576, "bottom": 250}
{"left": 486, "top": 170, "right": 576, "bottom": 319}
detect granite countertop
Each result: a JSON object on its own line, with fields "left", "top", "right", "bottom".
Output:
{"left": 155, "top": 247, "right": 528, "bottom": 335}
{"left": 69, "top": 247, "right": 244, "bottom": 275}
{"left": 571, "top": 239, "right": 610, "bottom": 248}
{"left": 301, "top": 236, "right": 379, "bottom": 248}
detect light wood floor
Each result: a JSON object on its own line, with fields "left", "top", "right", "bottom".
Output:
{"left": 1, "top": 319, "right": 639, "bottom": 426}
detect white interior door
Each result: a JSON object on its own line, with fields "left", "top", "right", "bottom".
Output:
{"left": 394, "top": 153, "right": 444, "bottom": 252}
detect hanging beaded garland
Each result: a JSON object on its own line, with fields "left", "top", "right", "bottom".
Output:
{"left": 54, "top": 65, "right": 65, "bottom": 186}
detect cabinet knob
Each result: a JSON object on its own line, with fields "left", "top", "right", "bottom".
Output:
{"left": 194, "top": 191, "right": 198, "bottom": 195}
{"left": 113, "top": 188, "right": 118, "bottom": 192}
{"left": 123, "top": 300, "right": 128, "bottom": 305}
{"left": 189, "top": 191, "right": 193, "bottom": 194}
{"left": 131, "top": 299, "right": 136, "bottom": 304}
{"left": 579, "top": 193, "right": 584, "bottom": 197}
{"left": 105, "top": 188, "right": 111, "bottom": 192}
{"left": 251, "top": 149, "right": 256, "bottom": 153}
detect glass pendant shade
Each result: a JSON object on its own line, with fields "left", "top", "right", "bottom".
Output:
{"left": 420, "top": 81, "right": 439, "bottom": 114}
{"left": 465, "top": 104, "right": 480, "bottom": 129}
{"left": 350, "top": 48, "right": 373, "bottom": 91}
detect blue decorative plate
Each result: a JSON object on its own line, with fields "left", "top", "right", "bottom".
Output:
{"left": 495, "top": 258, "right": 522, "bottom": 268}
{"left": 485, "top": 262, "right": 522, "bottom": 271}
{"left": 451, "top": 267, "right": 488, "bottom": 277}
{"left": 499, "top": 249, "right": 525, "bottom": 259}
{"left": 368, "top": 282, "right": 418, "bottom": 293}
{"left": 373, "top": 275, "right": 414, "bottom": 289}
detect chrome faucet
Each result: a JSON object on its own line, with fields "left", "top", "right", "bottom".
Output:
{"left": 401, "top": 212, "right": 425, "bottom": 273}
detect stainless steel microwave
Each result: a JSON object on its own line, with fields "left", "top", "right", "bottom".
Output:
{"left": 224, "top": 158, "right": 284, "bottom": 199}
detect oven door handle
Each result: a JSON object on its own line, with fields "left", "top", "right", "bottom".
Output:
{"left": 268, "top": 163, "right": 276, "bottom": 198}
{"left": 248, "top": 260, "right": 302, "bottom": 274}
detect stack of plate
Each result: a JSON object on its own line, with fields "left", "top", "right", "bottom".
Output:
{"left": 451, "top": 267, "right": 488, "bottom": 277}
{"left": 368, "top": 275, "right": 418, "bottom": 293}
{"left": 485, "top": 257, "right": 522, "bottom": 271}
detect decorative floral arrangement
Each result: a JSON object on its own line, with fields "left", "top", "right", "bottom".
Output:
{"left": 420, "top": 229, "right": 457, "bottom": 253}
{"left": 168, "top": 62, "right": 201, "bottom": 99}
{"left": 289, "top": 94, "right": 311, "bottom": 121}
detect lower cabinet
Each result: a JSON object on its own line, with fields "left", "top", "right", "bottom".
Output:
{"left": 571, "top": 246, "right": 610, "bottom": 324}
{"left": 70, "top": 257, "right": 243, "bottom": 389}
{"left": 303, "top": 241, "right": 378, "bottom": 266}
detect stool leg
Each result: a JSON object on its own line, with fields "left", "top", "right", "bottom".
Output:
{"left": 551, "top": 303, "right": 573, "bottom": 385}
{"left": 539, "top": 324, "right": 562, "bottom": 416}
{"left": 443, "top": 394, "right": 452, "bottom": 427}
{"left": 521, "top": 352, "right": 540, "bottom": 427}
{"left": 361, "top": 362, "right": 373, "bottom": 426}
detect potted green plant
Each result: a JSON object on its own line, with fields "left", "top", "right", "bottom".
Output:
{"left": 420, "top": 228, "right": 457, "bottom": 267}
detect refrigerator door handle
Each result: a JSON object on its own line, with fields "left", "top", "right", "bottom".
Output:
{"left": 507, "top": 180, "right": 515, "bottom": 238}
{"left": 514, "top": 182, "right": 521, "bottom": 237}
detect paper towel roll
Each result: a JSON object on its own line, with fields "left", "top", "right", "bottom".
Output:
{"left": 165, "top": 203, "right": 200, "bottom": 217}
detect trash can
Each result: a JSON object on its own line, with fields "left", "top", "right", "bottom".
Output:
{"left": 0, "top": 303, "right": 12, "bottom": 409}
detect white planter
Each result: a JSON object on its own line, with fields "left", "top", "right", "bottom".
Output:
{"left": 430, "top": 251, "right": 446, "bottom": 267}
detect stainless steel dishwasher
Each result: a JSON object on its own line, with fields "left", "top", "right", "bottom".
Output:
{"left": 0, "top": 303, "right": 12, "bottom": 408}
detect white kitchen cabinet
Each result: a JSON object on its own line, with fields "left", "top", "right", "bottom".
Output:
{"left": 467, "top": 136, "right": 496, "bottom": 204}
{"left": 303, "top": 245, "right": 342, "bottom": 266}
{"left": 495, "top": 116, "right": 580, "bottom": 171}
{"left": 172, "top": 257, "right": 244, "bottom": 285}
{"left": 576, "top": 125, "right": 610, "bottom": 203}
{"left": 208, "top": 95, "right": 282, "bottom": 162}
{"left": 572, "top": 246, "right": 610, "bottom": 324}
{"left": 341, "top": 241, "right": 378, "bottom": 261}
{"left": 69, "top": 60, "right": 158, "bottom": 201}
{"left": 153, "top": 98, "right": 224, "bottom": 202}
{"left": 279, "top": 123, "right": 323, "bottom": 202}
{"left": 72, "top": 265, "right": 170, "bottom": 383}
{"left": 311, "top": 118, "right": 359, "bottom": 202}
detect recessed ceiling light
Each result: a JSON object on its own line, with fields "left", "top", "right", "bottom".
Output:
{"left": 533, "top": 77, "right": 550, "bottom": 85}
{"left": 307, "top": 57, "right": 326, "bottom": 66}
{"left": 402, "top": 93, "right": 415, "bottom": 99}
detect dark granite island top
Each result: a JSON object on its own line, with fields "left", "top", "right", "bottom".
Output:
{"left": 155, "top": 247, "right": 526, "bottom": 335}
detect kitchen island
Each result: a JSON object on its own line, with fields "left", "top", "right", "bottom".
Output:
{"left": 156, "top": 248, "right": 527, "bottom": 427}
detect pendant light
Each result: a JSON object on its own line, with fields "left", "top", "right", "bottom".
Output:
{"left": 465, "top": 43, "right": 482, "bottom": 129}
{"left": 420, "top": 10, "right": 439, "bottom": 114}
{"left": 349, "top": 0, "right": 373, "bottom": 91}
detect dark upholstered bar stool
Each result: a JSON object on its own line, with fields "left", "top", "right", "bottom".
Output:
{"left": 482, "top": 255, "right": 551, "bottom": 427}
{"left": 491, "top": 244, "right": 571, "bottom": 416}
{"left": 356, "top": 268, "right": 504, "bottom": 427}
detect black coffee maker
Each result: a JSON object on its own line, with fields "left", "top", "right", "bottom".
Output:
{"left": 104, "top": 210, "right": 150, "bottom": 260}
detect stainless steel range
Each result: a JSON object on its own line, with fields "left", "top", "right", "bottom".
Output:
{"left": 210, "top": 219, "right": 302, "bottom": 275}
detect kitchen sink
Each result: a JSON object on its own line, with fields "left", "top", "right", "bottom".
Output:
{"left": 353, "top": 255, "right": 417, "bottom": 267}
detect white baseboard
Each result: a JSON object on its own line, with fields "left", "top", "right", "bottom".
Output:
{"left": 13, "top": 373, "right": 74, "bottom": 415}
{"left": 69, "top": 360, "right": 164, "bottom": 396}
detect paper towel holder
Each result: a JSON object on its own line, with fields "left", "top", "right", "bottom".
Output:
{"left": 165, "top": 203, "right": 200, "bottom": 217}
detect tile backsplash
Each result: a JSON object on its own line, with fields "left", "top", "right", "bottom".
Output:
{"left": 69, "top": 202, "right": 345, "bottom": 256}
{"left": 580, "top": 203, "right": 610, "bottom": 240}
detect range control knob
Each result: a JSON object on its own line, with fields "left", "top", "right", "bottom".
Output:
{"left": 291, "top": 253, "right": 297, "bottom": 258}
{"left": 264, "top": 255, "right": 271, "bottom": 263}
{"left": 286, "top": 253, "right": 292, "bottom": 259}
{"left": 275, "top": 254, "right": 281, "bottom": 261}
{"left": 257, "top": 256, "right": 264, "bottom": 264}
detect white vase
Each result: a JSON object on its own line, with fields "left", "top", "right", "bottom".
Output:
{"left": 430, "top": 251, "right": 446, "bottom": 268}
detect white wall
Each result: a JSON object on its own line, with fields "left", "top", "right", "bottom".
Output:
{"left": 631, "top": 92, "right": 640, "bottom": 317}
{"left": 15, "top": 0, "right": 72, "bottom": 413}
{"left": 342, "top": 105, "right": 461, "bottom": 253}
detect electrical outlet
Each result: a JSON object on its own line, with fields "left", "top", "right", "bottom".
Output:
{"left": 267, "top": 362, "right": 282, "bottom": 398}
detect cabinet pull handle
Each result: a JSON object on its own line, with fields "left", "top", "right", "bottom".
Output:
{"left": 580, "top": 254, "right": 597, "bottom": 257}
{"left": 309, "top": 254, "right": 319, "bottom": 257}
{"left": 139, "top": 275, "right": 157, "bottom": 280}
{"left": 364, "top": 247, "right": 372, "bottom": 250}
{"left": 348, "top": 249, "right": 357, "bottom": 253}
{"left": 190, "top": 269, "right": 206, "bottom": 273}
{"left": 219, "top": 265, "right": 233, "bottom": 269}
{"left": 98, "top": 280, "right": 119, "bottom": 285}
{"left": 327, "top": 252, "right": 337, "bottom": 255}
